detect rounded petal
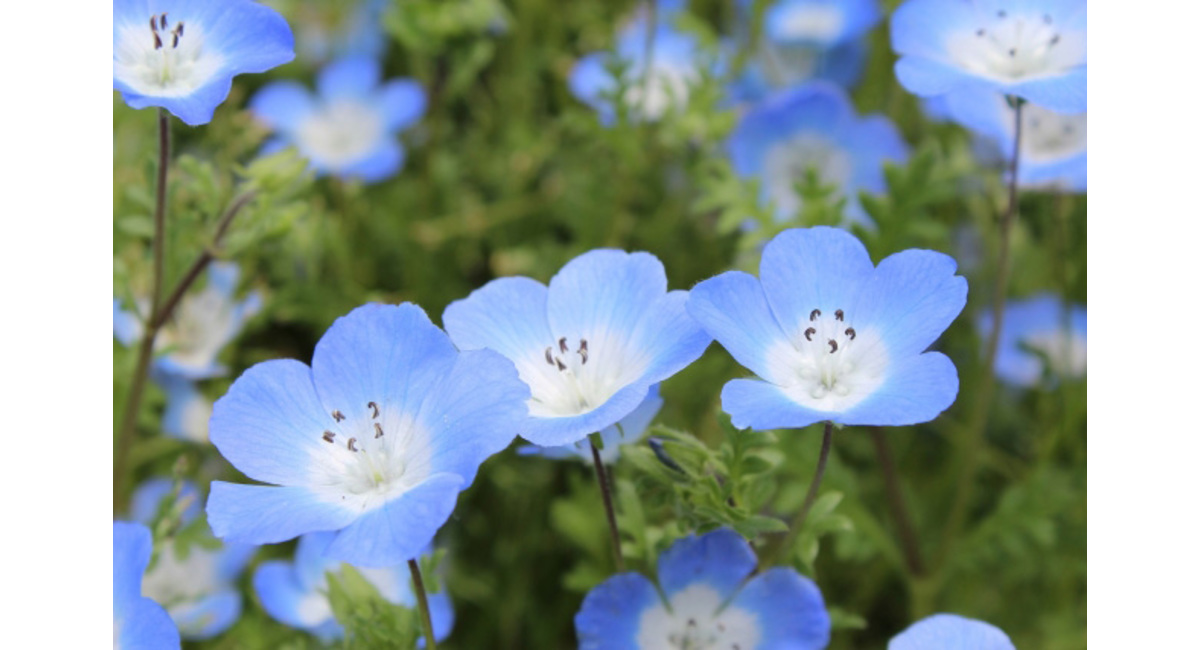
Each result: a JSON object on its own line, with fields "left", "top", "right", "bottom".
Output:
{"left": 254, "top": 560, "right": 339, "bottom": 636}
{"left": 117, "top": 597, "right": 182, "bottom": 650}
{"left": 729, "top": 567, "right": 831, "bottom": 650}
{"left": 848, "top": 115, "right": 909, "bottom": 193}
{"left": 720, "top": 378, "right": 830, "bottom": 430}
{"left": 629, "top": 290, "right": 712, "bottom": 384}
{"left": 688, "top": 271, "right": 791, "bottom": 383}
{"left": 170, "top": 590, "right": 241, "bottom": 640}
{"left": 114, "top": 522, "right": 153, "bottom": 606}
{"left": 378, "top": 79, "right": 427, "bottom": 131}
{"left": 1009, "top": 67, "right": 1087, "bottom": 113}
{"left": 729, "top": 83, "right": 854, "bottom": 175}
{"left": 855, "top": 249, "right": 968, "bottom": 358}
{"left": 317, "top": 55, "right": 381, "bottom": 101}
{"left": 520, "top": 379, "right": 652, "bottom": 447}
{"left": 249, "top": 81, "right": 318, "bottom": 133}
{"left": 206, "top": 482, "right": 358, "bottom": 545}
{"left": 546, "top": 250, "right": 668, "bottom": 344}
{"left": 889, "top": 613, "right": 1015, "bottom": 650}
{"left": 657, "top": 529, "right": 757, "bottom": 599}
{"left": 426, "top": 592, "right": 456, "bottom": 643}
{"left": 443, "top": 276, "right": 553, "bottom": 364}
{"left": 893, "top": 56, "right": 987, "bottom": 98}
{"left": 575, "top": 573, "right": 662, "bottom": 650}
{"left": 759, "top": 227, "right": 875, "bottom": 341}
{"left": 335, "top": 139, "right": 406, "bottom": 183}
{"left": 889, "top": 0, "right": 979, "bottom": 60}
{"left": 839, "top": 352, "right": 959, "bottom": 426}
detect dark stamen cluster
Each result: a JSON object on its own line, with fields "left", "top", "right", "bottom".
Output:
{"left": 149, "top": 13, "right": 185, "bottom": 50}
{"left": 544, "top": 337, "right": 589, "bottom": 372}
{"left": 321, "top": 402, "right": 385, "bottom": 451}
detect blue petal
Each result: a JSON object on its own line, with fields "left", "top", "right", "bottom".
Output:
{"left": 118, "top": 597, "right": 182, "bottom": 650}
{"left": 249, "top": 81, "right": 318, "bottom": 133}
{"left": 889, "top": 613, "right": 1015, "bottom": 650}
{"left": 254, "top": 560, "right": 342, "bottom": 638}
{"left": 216, "top": 541, "right": 258, "bottom": 583}
{"left": 113, "top": 298, "right": 143, "bottom": 346}
{"left": 291, "top": 531, "right": 341, "bottom": 589}
{"left": 729, "top": 567, "right": 831, "bottom": 649}
{"left": 847, "top": 115, "right": 909, "bottom": 194}
{"left": 317, "top": 55, "right": 381, "bottom": 101}
{"left": 160, "top": 376, "right": 211, "bottom": 442}
{"left": 893, "top": 57, "right": 987, "bottom": 98}
{"left": 629, "top": 291, "right": 712, "bottom": 385}
{"left": 568, "top": 53, "right": 615, "bottom": 114}
{"left": 839, "top": 352, "right": 959, "bottom": 426}
{"left": 766, "top": 0, "right": 881, "bottom": 46}
{"left": 443, "top": 276, "right": 552, "bottom": 367}
{"left": 526, "top": 385, "right": 663, "bottom": 463}
{"left": 546, "top": 250, "right": 668, "bottom": 345}
{"left": 207, "top": 482, "right": 358, "bottom": 545}
{"left": 688, "top": 271, "right": 790, "bottom": 383}
{"left": 426, "top": 592, "right": 456, "bottom": 644}
{"left": 209, "top": 359, "right": 333, "bottom": 486}
{"left": 130, "top": 478, "right": 201, "bottom": 526}
{"left": 114, "top": 521, "right": 153, "bottom": 607}
{"left": 720, "top": 378, "right": 831, "bottom": 430}
{"left": 336, "top": 139, "right": 406, "bottom": 183}
{"left": 854, "top": 249, "right": 967, "bottom": 358}
{"left": 378, "top": 79, "right": 427, "bottom": 131}
{"left": 1010, "top": 67, "right": 1087, "bottom": 113}
{"left": 520, "top": 381, "right": 652, "bottom": 447}
{"left": 729, "top": 83, "right": 854, "bottom": 176}
{"left": 656, "top": 529, "right": 757, "bottom": 600}
{"left": 175, "top": 0, "right": 295, "bottom": 75}
{"left": 575, "top": 573, "right": 662, "bottom": 650}
{"left": 323, "top": 473, "right": 465, "bottom": 567}
{"left": 171, "top": 589, "right": 241, "bottom": 640}
{"left": 889, "top": 0, "right": 979, "bottom": 61}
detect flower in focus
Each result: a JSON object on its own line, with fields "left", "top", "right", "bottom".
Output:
{"left": 254, "top": 532, "right": 454, "bottom": 643}
{"left": 113, "top": 0, "right": 294, "bottom": 126}
{"left": 889, "top": 613, "right": 1015, "bottom": 649}
{"left": 519, "top": 385, "right": 664, "bottom": 464}
{"left": 131, "top": 480, "right": 256, "bottom": 641}
{"left": 443, "top": 249, "right": 711, "bottom": 447}
{"left": 980, "top": 293, "right": 1086, "bottom": 386}
{"left": 114, "top": 521, "right": 181, "bottom": 649}
{"left": 728, "top": 82, "right": 908, "bottom": 223}
{"left": 576, "top": 528, "right": 830, "bottom": 649}
{"left": 688, "top": 227, "right": 966, "bottom": 430}
{"left": 890, "top": 0, "right": 1087, "bottom": 113}
{"left": 206, "top": 303, "right": 528, "bottom": 566}
{"left": 250, "top": 56, "right": 426, "bottom": 183}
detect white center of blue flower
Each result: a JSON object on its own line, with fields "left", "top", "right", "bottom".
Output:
{"left": 763, "top": 133, "right": 853, "bottom": 216}
{"left": 296, "top": 100, "right": 386, "bottom": 167}
{"left": 1021, "top": 106, "right": 1086, "bottom": 164}
{"left": 945, "top": 9, "right": 1085, "bottom": 81}
{"left": 766, "top": 307, "right": 889, "bottom": 411}
{"left": 141, "top": 545, "right": 223, "bottom": 635}
{"left": 635, "top": 583, "right": 761, "bottom": 649}
{"left": 625, "top": 64, "right": 695, "bottom": 120}
{"left": 158, "top": 284, "right": 242, "bottom": 371}
{"left": 775, "top": 5, "right": 845, "bottom": 44}
{"left": 524, "top": 335, "right": 645, "bottom": 418}
{"left": 114, "top": 13, "right": 224, "bottom": 97}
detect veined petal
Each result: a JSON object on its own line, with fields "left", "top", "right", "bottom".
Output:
{"left": 656, "top": 529, "right": 757, "bottom": 599}
{"left": 840, "top": 352, "right": 959, "bottom": 426}
{"left": 629, "top": 291, "right": 711, "bottom": 382}
{"left": 760, "top": 227, "right": 875, "bottom": 341}
{"left": 521, "top": 380, "right": 652, "bottom": 447}
{"left": 575, "top": 573, "right": 662, "bottom": 650}
{"left": 206, "top": 483, "right": 358, "bottom": 545}
{"left": 721, "top": 378, "right": 831, "bottom": 430}
{"left": 688, "top": 271, "right": 790, "bottom": 383}
{"left": 444, "top": 276, "right": 553, "bottom": 364}
{"left": 1009, "top": 67, "right": 1087, "bottom": 113}
{"left": 889, "top": 613, "right": 1015, "bottom": 650}
{"left": 729, "top": 568, "right": 830, "bottom": 650}
{"left": 546, "top": 250, "right": 668, "bottom": 344}
{"left": 855, "top": 249, "right": 967, "bottom": 358}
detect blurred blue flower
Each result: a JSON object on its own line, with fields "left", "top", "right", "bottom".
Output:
{"left": 890, "top": 0, "right": 1087, "bottom": 113}
{"left": 519, "top": 385, "right": 664, "bottom": 464}
{"left": 569, "top": 2, "right": 705, "bottom": 122}
{"left": 443, "top": 249, "right": 711, "bottom": 448}
{"left": 576, "top": 528, "right": 830, "bottom": 649}
{"left": 113, "top": 0, "right": 294, "bottom": 126}
{"left": 688, "top": 227, "right": 966, "bottom": 430}
{"left": 729, "top": 41, "right": 867, "bottom": 105}
{"left": 945, "top": 91, "right": 1086, "bottom": 191}
{"left": 979, "top": 293, "right": 1086, "bottom": 387}
{"left": 157, "top": 374, "right": 215, "bottom": 442}
{"left": 206, "top": 303, "right": 528, "bottom": 567}
{"left": 889, "top": 613, "right": 1015, "bottom": 649}
{"left": 761, "top": 0, "right": 881, "bottom": 47}
{"left": 728, "top": 82, "right": 908, "bottom": 223}
{"left": 114, "top": 521, "right": 181, "bottom": 649}
{"left": 254, "top": 532, "right": 454, "bottom": 643}
{"left": 250, "top": 56, "right": 426, "bottom": 183}
{"left": 131, "top": 479, "right": 256, "bottom": 641}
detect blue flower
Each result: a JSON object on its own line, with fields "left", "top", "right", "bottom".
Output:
{"left": 250, "top": 56, "right": 426, "bottom": 183}
{"left": 113, "top": 0, "right": 294, "bottom": 126}
{"left": 576, "top": 528, "right": 830, "bottom": 649}
{"left": 979, "top": 293, "right": 1085, "bottom": 387}
{"left": 206, "top": 303, "right": 528, "bottom": 567}
{"left": 443, "top": 249, "right": 711, "bottom": 448}
{"left": 254, "top": 532, "right": 454, "bottom": 643}
{"left": 293, "top": 0, "right": 389, "bottom": 65}
{"left": 131, "top": 480, "right": 256, "bottom": 641}
{"left": 890, "top": 0, "right": 1087, "bottom": 113}
{"left": 519, "top": 385, "right": 664, "bottom": 464}
{"left": 569, "top": 2, "right": 706, "bottom": 122}
{"left": 688, "top": 227, "right": 967, "bottom": 430}
{"left": 728, "top": 82, "right": 908, "bottom": 223}
{"left": 729, "top": 42, "right": 868, "bottom": 105}
{"left": 944, "top": 91, "right": 1086, "bottom": 191}
{"left": 114, "top": 521, "right": 181, "bottom": 649}
{"left": 889, "top": 613, "right": 1015, "bottom": 649}
{"left": 158, "top": 374, "right": 214, "bottom": 442}
{"left": 760, "top": 0, "right": 881, "bottom": 47}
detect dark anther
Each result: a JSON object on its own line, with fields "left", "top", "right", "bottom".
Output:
{"left": 545, "top": 347, "right": 555, "bottom": 365}
{"left": 828, "top": 339, "right": 839, "bottom": 353}
{"left": 332, "top": 410, "right": 345, "bottom": 422}
{"left": 323, "top": 431, "right": 336, "bottom": 443}
{"left": 845, "top": 327, "right": 857, "bottom": 340}
{"left": 558, "top": 337, "right": 568, "bottom": 353}
{"left": 1009, "top": 48, "right": 1017, "bottom": 57}
{"left": 149, "top": 16, "right": 158, "bottom": 31}
{"left": 835, "top": 309, "right": 844, "bottom": 321}
{"left": 1049, "top": 34, "right": 1060, "bottom": 45}
{"left": 997, "top": 10, "right": 1007, "bottom": 18}
{"left": 172, "top": 33, "right": 179, "bottom": 48}
{"left": 368, "top": 401, "right": 380, "bottom": 419}
{"left": 809, "top": 308, "right": 821, "bottom": 321}
{"left": 176, "top": 22, "right": 184, "bottom": 38}
{"left": 687, "top": 618, "right": 696, "bottom": 626}
{"left": 153, "top": 33, "right": 163, "bottom": 49}
{"left": 555, "top": 358, "right": 567, "bottom": 371}
{"left": 160, "top": 13, "right": 168, "bottom": 29}
{"left": 347, "top": 437, "right": 359, "bottom": 452}
{"left": 976, "top": 28, "right": 985, "bottom": 36}
{"left": 374, "top": 423, "right": 384, "bottom": 439}
{"left": 578, "top": 339, "right": 589, "bottom": 365}
{"left": 804, "top": 327, "right": 816, "bottom": 341}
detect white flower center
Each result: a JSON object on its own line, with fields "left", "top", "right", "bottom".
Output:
{"left": 775, "top": 5, "right": 845, "bottom": 44}
{"left": 763, "top": 133, "right": 853, "bottom": 216}
{"left": 636, "top": 584, "right": 761, "bottom": 650}
{"left": 945, "top": 9, "right": 1085, "bottom": 82}
{"left": 296, "top": 100, "right": 386, "bottom": 167}
{"left": 521, "top": 335, "right": 646, "bottom": 418}
{"left": 625, "top": 63, "right": 695, "bottom": 120}
{"left": 766, "top": 307, "right": 889, "bottom": 411}
{"left": 158, "top": 286, "right": 241, "bottom": 371}
{"left": 1021, "top": 105, "right": 1086, "bottom": 164}
{"left": 142, "top": 544, "right": 223, "bottom": 609}
{"left": 114, "top": 13, "right": 224, "bottom": 97}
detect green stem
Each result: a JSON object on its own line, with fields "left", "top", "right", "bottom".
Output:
{"left": 766, "top": 421, "right": 833, "bottom": 566}
{"left": 590, "top": 439, "right": 625, "bottom": 572}
{"left": 407, "top": 559, "right": 437, "bottom": 650}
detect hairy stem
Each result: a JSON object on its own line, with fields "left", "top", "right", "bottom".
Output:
{"left": 590, "top": 440, "right": 625, "bottom": 572}
{"left": 766, "top": 421, "right": 834, "bottom": 567}
{"left": 408, "top": 559, "right": 438, "bottom": 650}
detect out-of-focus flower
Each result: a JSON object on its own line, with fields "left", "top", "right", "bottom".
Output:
{"left": 206, "top": 303, "right": 528, "bottom": 567}
{"left": 979, "top": 293, "right": 1086, "bottom": 386}
{"left": 519, "top": 386, "right": 664, "bottom": 464}
{"left": 728, "top": 82, "right": 908, "bottom": 223}
{"left": 114, "top": 522, "right": 181, "bottom": 649}
{"left": 889, "top": 613, "right": 1015, "bottom": 649}
{"left": 254, "top": 532, "right": 454, "bottom": 643}
{"left": 158, "top": 374, "right": 215, "bottom": 442}
{"left": 890, "top": 0, "right": 1086, "bottom": 113}
{"left": 688, "top": 227, "right": 966, "bottom": 431}
{"left": 113, "top": 0, "right": 294, "bottom": 125}
{"left": 761, "top": 0, "right": 881, "bottom": 47}
{"left": 443, "top": 249, "right": 711, "bottom": 448}
{"left": 291, "top": 0, "right": 388, "bottom": 65}
{"left": 575, "top": 528, "right": 830, "bottom": 649}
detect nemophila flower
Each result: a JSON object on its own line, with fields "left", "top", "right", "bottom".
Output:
{"left": 945, "top": 91, "right": 1086, "bottom": 191}
{"left": 890, "top": 0, "right": 1087, "bottom": 113}
{"left": 206, "top": 303, "right": 528, "bottom": 566}
{"left": 519, "top": 385, "right": 664, "bottom": 464}
{"left": 979, "top": 293, "right": 1086, "bottom": 386}
{"left": 113, "top": 262, "right": 262, "bottom": 381}
{"left": 569, "top": 1, "right": 705, "bottom": 122}
{"left": 443, "top": 249, "right": 711, "bottom": 448}
{"left": 131, "top": 480, "right": 256, "bottom": 641}
{"left": 158, "top": 374, "right": 214, "bottom": 442}
{"left": 576, "top": 528, "right": 830, "bottom": 649}
{"left": 113, "top": 0, "right": 294, "bottom": 126}
{"left": 729, "top": 42, "right": 867, "bottom": 105}
{"left": 254, "top": 532, "right": 454, "bottom": 643}
{"left": 249, "top": 56, "right": 426, "bottom": 183}
{"left": 760, "top": 0, "right": 881, "bottom": 47}
{"left": 889, "top": 613, "right": 1015, "bottom": 650}
{"left": 114, "top": 522, "right": 181, "bottom": 649}
{"left": 728, "top": 82, "right": 908, "bottom": 223}
{"left": 688, "top": 227, "right": 967, "bottom": 430}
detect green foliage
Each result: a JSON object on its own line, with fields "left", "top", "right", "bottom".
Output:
{"left": 327, "top": 566, "right": 422, "bottom": 649}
